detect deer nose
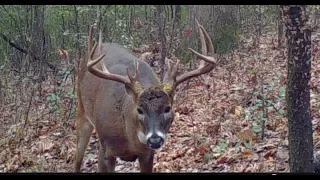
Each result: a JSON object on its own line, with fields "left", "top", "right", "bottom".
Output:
{"left": 147, "top": 135, "right": 164, "bottom": 149}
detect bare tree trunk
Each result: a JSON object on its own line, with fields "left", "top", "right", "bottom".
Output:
{"left": 30, "top": 5, "right": 46, "bottom": 81}
{"left": 97, "top": 5, "right": 102, "bottom": 31}
{"left": 175, "top": 5, "right": 181, "bottom": 25}
{"left": 155, "top": 5, "right": 167, "bottom": 81}
{"left": 127, "top": 5, "right": 131, "bottom": 36}
{"left": 61, "top": 6, "right": 66, "bottom": 49}
{"left": 73, "top": 5, "right": 81, "bottom": 66}
{"left": 114, "top": 5, "right": 117, "bottom": 41}
{"left": 253, "top": 5, "right": 262, "bottom": 46}
{"left": 101, "top": 5, "right": 110, "bottom": 42}
{"left": 278, "top": 6, "right": 284, "bottom": 47}
{"left": 281, "top": 5, "right": 314, "bottom": 173}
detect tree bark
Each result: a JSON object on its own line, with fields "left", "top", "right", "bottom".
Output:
{"left": 175, "top": 5, "right": 181, "bottom": 25}
{"left": 155, "top": 5, "right": 167, "bottom": 82}
{"left": 281, "top": 5, "right": 314, "bottom": 173}
{"left": 278, "top": 6, "right": 284, "bottom": 47}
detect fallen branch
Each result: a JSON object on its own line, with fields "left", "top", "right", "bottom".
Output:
{"left": 0, "top": 32, "right": 57, "bottom": 71}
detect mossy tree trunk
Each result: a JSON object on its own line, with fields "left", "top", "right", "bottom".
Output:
{"left": 281, "top": 5, "right": 314, "bottom": 172}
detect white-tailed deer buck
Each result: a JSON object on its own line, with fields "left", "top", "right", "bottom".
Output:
{"left": 75, "top": 21, "right": 216, "bottom": 172}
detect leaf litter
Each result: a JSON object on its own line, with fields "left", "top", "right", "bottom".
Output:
{"left": 0, "top": 32, "right": 320, "bottom": 173}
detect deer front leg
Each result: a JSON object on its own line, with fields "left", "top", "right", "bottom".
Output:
{"left": 74, "top": 116, "right": 94, "bottom": 172}
{"left": 98, "top": 144, "right": 116, "bottom": 172}
{"left": 138, "top": 150, "right": 155, "bottom": 172}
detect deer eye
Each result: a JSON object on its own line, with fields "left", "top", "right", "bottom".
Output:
{"left": 137, "top": 108, "right": 143, "bottom": 115}
{"left": 164, "top": 106, "right": 171, "bottom": 113}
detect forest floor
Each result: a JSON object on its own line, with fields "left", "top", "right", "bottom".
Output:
{"left": 1, "top": 33, "right": 320, "bottom": 173}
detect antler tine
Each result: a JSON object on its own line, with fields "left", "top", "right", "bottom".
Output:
{"left": 86, "top": 26, "right": 142, "bottom": 94}
{"left": 199, "top": 25, "right": 215, "bottom": 56}
{"left": 127, "top": 59, "right": 140, "bottom": 83}
{"left": 172, "top": 21, "right": 217, "bottom": 88}
{"left": 98, "top": 29, "right": 106, "bottom": 71}
{"left": 87, "top": 43, "right": 107, "bottom": 75}
{"left": 86, "top": 27, "right": 127, "bottom": 83}
{"left": 193, "top": 19, "right": 207, "bottom": 68}
{"left": 88, "top": 44, "right": 105, "bottom": 66}
{"left": 195, "top": 19, "right": 214, "bottom": 56}
{"left": 188, "top": 21, "right": 216, "bottom": 64}
{"left": 162, "top": 58, "right": 180, "bottom": 86}
{"left": 195, "top": 19, "right": 207, "bottom": 56}
{"left": 98, "top": 30, "right": 103, "bottom": 55}
{"left": 87, "top": 45, "right": 132, "bottom": 85}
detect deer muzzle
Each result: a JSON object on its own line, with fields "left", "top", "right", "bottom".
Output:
{"left": 146, "top": 131, "right": 166, "bottom": 150}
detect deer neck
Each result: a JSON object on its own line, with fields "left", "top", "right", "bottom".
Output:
{"left": 122, "top": 95, "right": 146, "bottom": 151}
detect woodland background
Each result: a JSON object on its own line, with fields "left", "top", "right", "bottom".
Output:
{"left": 0, "top": 5, "right": 319, "bottom": 172}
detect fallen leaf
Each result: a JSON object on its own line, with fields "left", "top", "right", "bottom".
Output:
{"left": 206, "top": 125, "right": 220, "bottom": 137}
{"left": 242, "top": 150, "right": 254, "bottom": 158}
{"left": 234, "top": 106, "right": 243, "bottom": 117}
{"left": 237, "top": 128, "right": 255, "bottom": 142}
{"left": 267, "top": 157, "right": 274, "bottom": 162}
{"left": 197, "top": 145, "right": 210, "bottom": 155}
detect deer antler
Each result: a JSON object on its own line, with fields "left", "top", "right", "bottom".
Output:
{"left": 86, "top": 26, "right": 142, "bottom": 95}
{"left": 164, "top": 20, "right": 216, "bottom": 89}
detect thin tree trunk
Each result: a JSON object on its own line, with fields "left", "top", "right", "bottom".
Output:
{"left": 175, "top": 5, "right": 181, "bottom": 25}
{"left": 278, "top": 6, "right": 284, "bottom": 47}
{"left": 73, "top": 5, "right": 81, "bottom": 63}
{"left": 155, "top": 5, "right": 167, "bottom": 81}
{"left": 61, "top": 6, "right": 65, "bottom": 49}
